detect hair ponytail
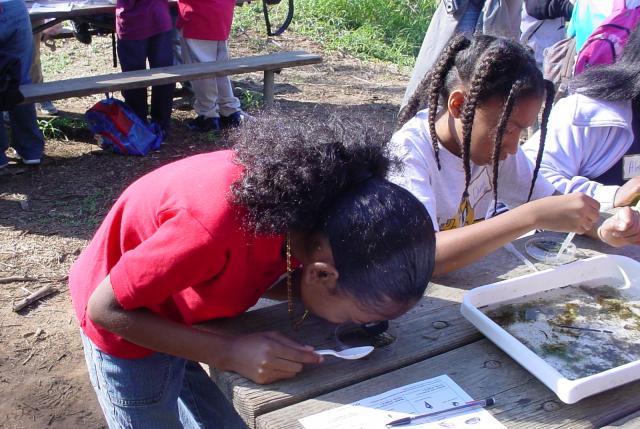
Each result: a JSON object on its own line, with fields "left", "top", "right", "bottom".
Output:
{"left": 230, "top": 112, "right": 392, "bottom": 233}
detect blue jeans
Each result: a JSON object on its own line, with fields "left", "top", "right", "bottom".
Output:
{"left": 117, "top": 30, "right": 175, "bottom": 134}
{"left": 81, "top": 332, "right": 249, "bottom": 429}
{"left": 0, "top": 0, "right": 45, "bottom": 164}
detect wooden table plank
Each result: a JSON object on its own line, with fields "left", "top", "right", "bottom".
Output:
{"left": 27, "top": 0, "right": 245, "bottom": 20}
{"left": 256, "top": 339, "right": 640, "bottom": 429}
{"left": 602, "top": 410, "right": 640, "bottom": 428}
{"left": 205, "top": 299, "right": 482, "bottom": 427}
{"left": 204, "top": 234, "right": 640, "bottom": 428}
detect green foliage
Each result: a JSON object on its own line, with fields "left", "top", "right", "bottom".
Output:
{"left": 37, "top": 117, "right": 87, "bottom": 140}
{"left": 238, "top": 88, "right": 264, "bottom": 110}
{"left": 37, "top": 118, "right": 67, "bottom": 140}
{"left": 233, "top": 0, "right": 436, "bottom": 66}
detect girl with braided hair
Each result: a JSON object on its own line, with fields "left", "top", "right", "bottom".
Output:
{"left": 390, "top": 33, "right": 623, "bottom": 275}
{"left": 68, "top": 113, "right": 436, "bottom": 427}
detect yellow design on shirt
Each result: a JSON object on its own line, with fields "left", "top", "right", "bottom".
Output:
{"left": 440, "top": 196, "right": 475, "bottom": 231}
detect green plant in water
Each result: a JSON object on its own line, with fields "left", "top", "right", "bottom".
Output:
{"left": 541, "top": 342, "right": 569, "bottom": 357}
{"left": 554, "top": 303, "right": 579, "bottom": 325}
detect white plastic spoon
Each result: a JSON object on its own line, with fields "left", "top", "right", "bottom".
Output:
{"left": 314, "top": 346, "right": 374, "bottom": 360}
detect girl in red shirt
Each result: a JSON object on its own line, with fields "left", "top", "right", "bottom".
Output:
{"left": 70, "top": 113, "right": 436, "bottom": 428}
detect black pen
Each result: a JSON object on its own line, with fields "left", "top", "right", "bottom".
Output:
{"left": 386, "top": 397, "right": 496, "bottom": 427}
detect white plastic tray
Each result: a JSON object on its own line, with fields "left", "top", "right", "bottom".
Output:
{"left": 461, "top": 254, "right": 640, "bottom": 404}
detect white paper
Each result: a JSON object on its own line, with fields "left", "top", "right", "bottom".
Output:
{"left": 299, "top": 375, "right": 505, "bottom": 429}
{"left": 30, "top": 2, "right": 73, "bottom": 13}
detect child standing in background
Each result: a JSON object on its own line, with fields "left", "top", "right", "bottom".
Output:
{"left": 115, "top": 0, "right": 174, "bottom": 136}
{"left": 177, "top": 0, "right": 244, "bottom": 132}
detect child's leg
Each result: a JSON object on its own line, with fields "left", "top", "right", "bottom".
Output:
{"left": 81, "top": 332, "right": 185, "bottom": 428}
{"left": 177, "top": 361, "right": 249, "bottom": 428}
{"left": 179, "top": 32, "right": 221, "bottom": 118}
{"left": 117, "top": 37, "right": 150, "bottom": 123}
{"left": 214, "top": 40, "right": 241, "bottom": 117}
{"left": 147, "top": 29, "right": 175, "bottom": 134}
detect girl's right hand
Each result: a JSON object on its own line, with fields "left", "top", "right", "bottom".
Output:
{"left": 527, "top": 193, "right": 600, "bottom": 233}
{"left": 222, "top": 331, "right": 322, "bottom": 384}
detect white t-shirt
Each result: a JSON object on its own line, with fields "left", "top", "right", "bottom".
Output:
{"left": 522, "top": 94, "right": 635, "bottom": 210}
{"left": 389, "top": 109, "right": 556, "bottom": 231}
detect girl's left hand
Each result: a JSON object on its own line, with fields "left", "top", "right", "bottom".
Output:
{"left": 598, "top": 207, "right": 640, "bottom": 247}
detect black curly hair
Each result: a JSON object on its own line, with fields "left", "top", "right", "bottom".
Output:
{"left": 228, "top": 113, "right": 436, "bottom": 310}
{"left": 570, "top": 23, "right": 640, "bottom": 115}
{"left": 397, "top": 34, "right": 555, "bottom": 217}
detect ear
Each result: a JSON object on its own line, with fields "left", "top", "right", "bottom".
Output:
{"left": 447, "top": 89, "right": 465, "bottom": 118}
{"left": 303, "top": 262, "right": 339, "bottom": 295}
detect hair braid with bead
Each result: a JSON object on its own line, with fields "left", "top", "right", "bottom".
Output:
{"left": 459, "top": 46, "right": 507, "bottom": 200}
{"left": 527, "top": 79, "right": 555, "bottom": 202}
{"left": 490, "top": 80, "right": 524, "bottom": 216}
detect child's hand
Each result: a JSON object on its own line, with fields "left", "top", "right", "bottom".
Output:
{"left": 222, "top": 331, "right": 322, "bottom": 384}
{"left": 614, "top": 177, "right": 640, "bottom": 208}
{"left": 529, "top": 193, "right": 600, "bottom": 233}
{"left": 598, "top": 207, "right": 640, "bottom": 247}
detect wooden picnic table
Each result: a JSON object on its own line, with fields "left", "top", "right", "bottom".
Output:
{"left": 201, "top": 233, "right": 640, "bottom": 429}
{"left": 27, "top": 0, "right": 248, "bottom": 33}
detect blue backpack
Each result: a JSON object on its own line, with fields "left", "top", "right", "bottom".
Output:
{"left": 85, "top": 97, "right": 163, "bottom": 156}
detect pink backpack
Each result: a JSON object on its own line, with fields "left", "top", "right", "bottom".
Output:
{"left": 574, "top": 0, "right": 640, "bottom": 74}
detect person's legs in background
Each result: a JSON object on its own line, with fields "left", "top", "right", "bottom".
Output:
{"left": 0, "top": 0, "right": 45, "bottom": 166}
{"left": 180, "top": 33, "right": 222, "bottom": 132}
{"left": 147, "top": 29, "right": 175, "bottom": 136}
{"left": 117, "top": 37, "right": 150, "bottom": 124}
{"left": 214, "top": 40, "right": 243, "bottom": 129}
{"left": 31, "top": 19, "right": 58, "bottom": 116}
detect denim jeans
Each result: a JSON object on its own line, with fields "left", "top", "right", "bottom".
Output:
{"left": 80, "top": 332, "right": 249, "bottom": 429}
{"left": 0, "top": 0, "right": 45, "bottom": 164}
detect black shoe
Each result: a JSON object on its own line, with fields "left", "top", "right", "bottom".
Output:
{"left": 220, "top": 111, "right": 246, "bottom": 129}
{"left": 187, "top": 115, "right": 221, "bottom": 132}
{"left": 72, "top": 21, "right": 92, "bottom": 45}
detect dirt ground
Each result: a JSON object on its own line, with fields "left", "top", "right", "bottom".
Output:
{"left": 0, "top": 28, "right": 410, "bottom": 428}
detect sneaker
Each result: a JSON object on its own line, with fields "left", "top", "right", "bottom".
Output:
{"left": 187, "top": 115, "right": 221, "bottom": 132}
{"left": 21, "top": 158, "right": 41, "bottom": 165}
{"left": 220, "top": 111, "right": 246, "bottom": 129}
{"left": 37, "top": 101, "right": 59, "bottom": 116}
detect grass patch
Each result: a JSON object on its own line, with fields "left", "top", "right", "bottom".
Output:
{"left": 37, "top": 117, "right": 88, "bottom": 140}
{"left": 233, "top": 0, "right": 436, "bottom": 66}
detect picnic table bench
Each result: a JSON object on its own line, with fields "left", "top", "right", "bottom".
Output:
{"left": 201, "top": 234, "right": 640, "bottom": 429}
{"left": 19, "top": 51, "right": 322, "bottom": 106}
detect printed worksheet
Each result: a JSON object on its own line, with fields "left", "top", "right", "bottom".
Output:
{"left": 299, "top": 375, "right": 505, "bottom": 429}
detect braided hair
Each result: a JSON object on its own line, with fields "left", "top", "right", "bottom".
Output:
{"left": 398, "top": 34, "right": 555, "bottom": 217}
